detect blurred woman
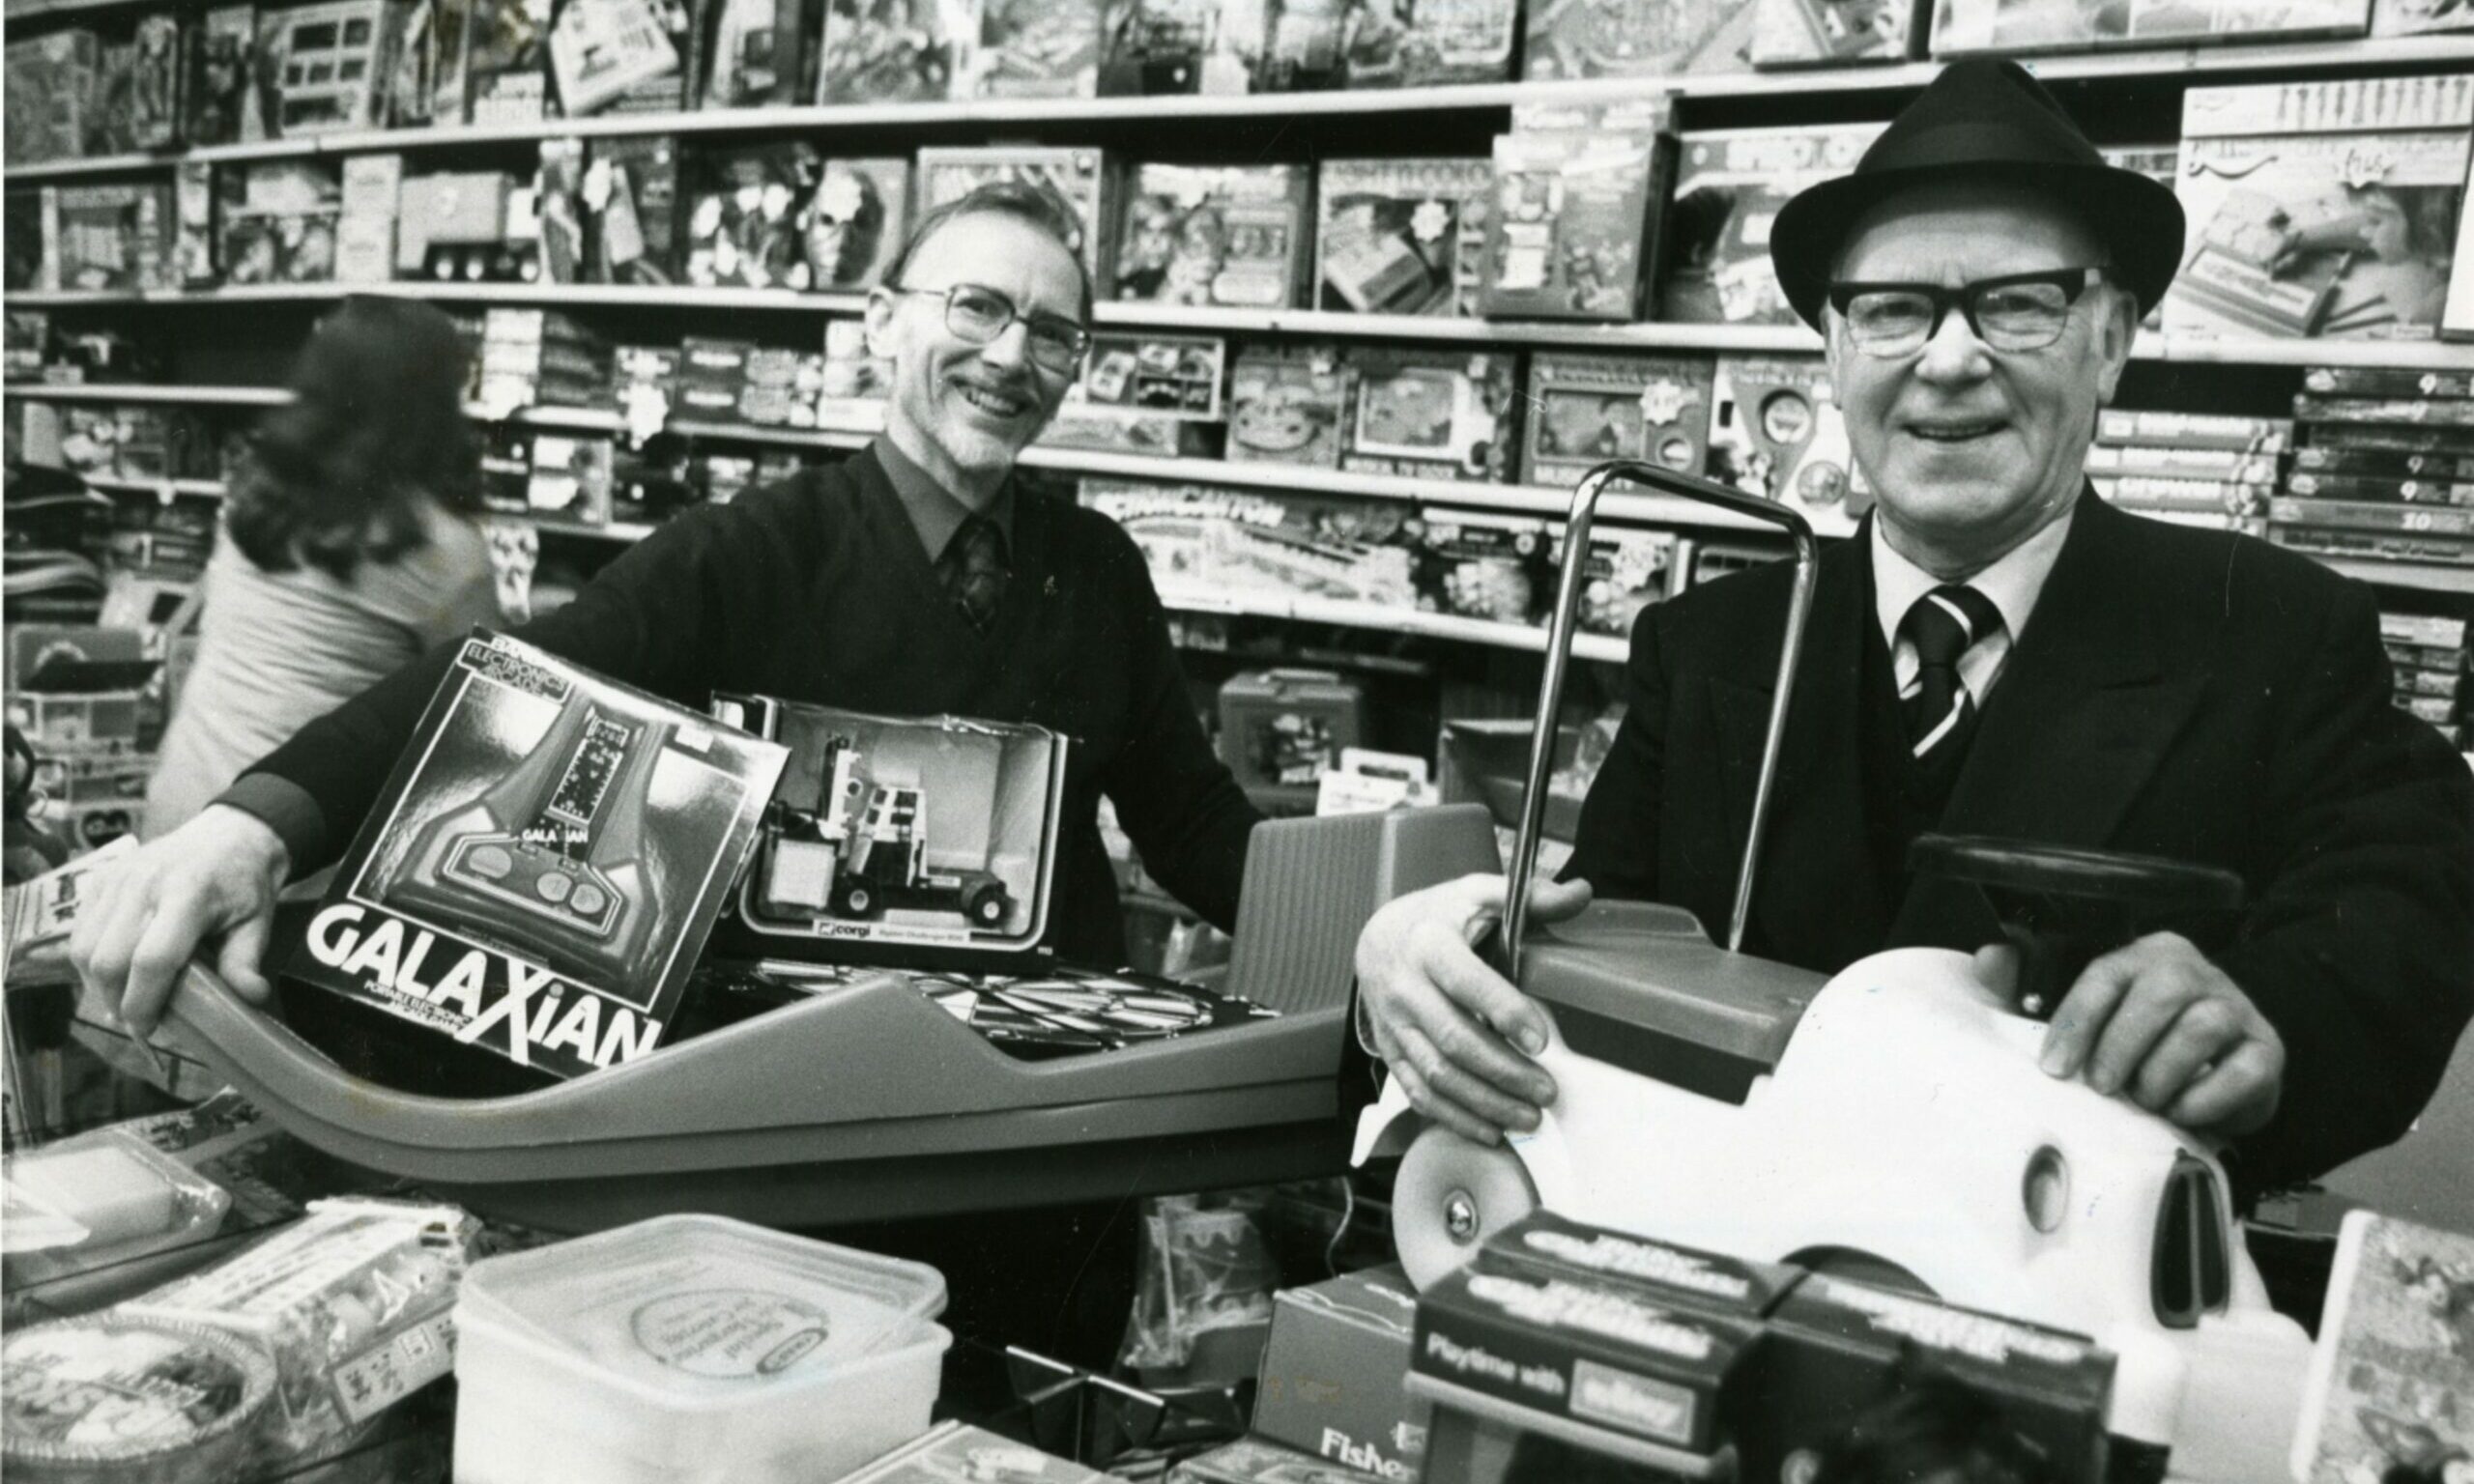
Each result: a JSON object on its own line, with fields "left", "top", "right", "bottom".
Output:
{"left": 143, "top": 298, "right": 503, "bottom": 838}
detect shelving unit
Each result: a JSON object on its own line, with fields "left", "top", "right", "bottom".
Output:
{"left": 1156, "top": 586, "right": 1631, "bottom": 664}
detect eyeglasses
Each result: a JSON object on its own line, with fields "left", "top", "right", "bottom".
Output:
{"left": 889, "top": 282, "right": 1090, "bottom": 373}
{"left": 1826, "top": 267, "right": 2111, "bottom": 357}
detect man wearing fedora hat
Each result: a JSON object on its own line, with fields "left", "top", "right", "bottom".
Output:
{"left": 1356, "top": 60, "right": 2472, "bottom": 1198}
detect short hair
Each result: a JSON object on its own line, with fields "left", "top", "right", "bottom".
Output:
{"left": 882, "top": 180, "right": 1094, "bottom": 320}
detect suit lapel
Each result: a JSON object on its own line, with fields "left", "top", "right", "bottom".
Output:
{"left": 1708, "top": 530, "right": 1891, "bottom": 965}
{"left": 1892, "top": 494, "right": 2209, "bottom": 946}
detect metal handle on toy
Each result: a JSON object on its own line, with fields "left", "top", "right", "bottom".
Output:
{"left": 1501, "top": 462, "right": 1820, "bottom": 970}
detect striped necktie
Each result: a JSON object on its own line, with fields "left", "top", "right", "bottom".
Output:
{"left": 1899, "top": 584, "right": 2006, "bottom": 765}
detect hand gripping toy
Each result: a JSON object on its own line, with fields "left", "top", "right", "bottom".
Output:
{"left": 1351, "top": 462, "right": 2314, "bottom": 1482}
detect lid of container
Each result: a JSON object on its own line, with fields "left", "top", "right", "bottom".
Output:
{"left": 2, "top": 1314, "right": 278, "bottom": 1473}
{"left": 462, "top": 1213, "right": 947, "bottom": 1393}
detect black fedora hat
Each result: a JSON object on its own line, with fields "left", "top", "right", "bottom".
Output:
{"left": 1769, "top": 59, "right": 2186, "bottom": 331}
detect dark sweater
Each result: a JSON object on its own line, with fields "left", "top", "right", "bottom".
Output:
{"left": 230, "top": 446, "right": 1263, "bottom": 966}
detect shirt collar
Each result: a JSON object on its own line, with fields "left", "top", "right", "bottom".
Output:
{"left": 1871, "top": 502, "right": 2074, "bottom": 650}
{"left": 872, "top": 435, "right": 1014, "bottom": 563}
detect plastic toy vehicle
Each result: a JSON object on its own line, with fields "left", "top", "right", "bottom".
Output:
{"left": 1350, "top": 462, "right": 2313, "bottom": 1482}
{"left": 762, "top": 737, "right": 1013, "bottom": 927}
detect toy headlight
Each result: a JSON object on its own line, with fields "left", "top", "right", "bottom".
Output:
{"left": 2023, "top": 1145, "right": 2069, "bottom": 1234}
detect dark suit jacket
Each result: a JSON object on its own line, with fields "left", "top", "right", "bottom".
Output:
{"left": 1566, "top": 494, "right": 2473, "bottom": 1191}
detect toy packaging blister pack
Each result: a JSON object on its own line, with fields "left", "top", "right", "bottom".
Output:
{"left": 1479, "top": 98, "right": 1676, "bottom": 323}
{"left": 1930, "top": 0, "right": 2368, "bottom": 55}
{"left": 1339, "top": 346, "right": 1517, "bottom": 482}
{"left": 2166, "top": 74, "right": 2473, "bottom": 343}
{"left": 1659, "top": 123, "right": 1885, "bottom": 326}
{"left": 1520, "top": 351, "right": 1714, "bottom": 489}
{"left": 917, "top": 144, "right": 1119, "bottom": 280}
{"left": 1227, "top": 343, "right": 1353, "bottom": 468}
{"left": 1114, "top": 162, "right": 1313, "bottom": 309}
{"left": 1315, "top": 157, "right": 1491, "bottom": 316}
{"left": 710, "top": 697, "right": 1068, "bottom": 966}
{"left": 1706, "top": 354, "right": 1871, "bottom": 536}
{"left": 1521, "top": 0, "right": 1754, "bottom": 79}
{"left": 286, "top": 633, "right": 787, "bottom": 1079}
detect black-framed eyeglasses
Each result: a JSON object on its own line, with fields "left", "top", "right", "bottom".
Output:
{"left": 888, "top": 282, "right": 1090, "bottom": 372}
{"left": 1826, "top": 267, "right": 2111, "bottom": 357}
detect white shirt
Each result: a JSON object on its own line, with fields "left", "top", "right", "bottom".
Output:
{"left": 1872, "top": 506, "right": 2074, "bottom": 708}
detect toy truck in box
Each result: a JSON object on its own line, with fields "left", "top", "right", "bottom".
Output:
{"left": 761, "top": 735, "right": 1014, "bottom": 928}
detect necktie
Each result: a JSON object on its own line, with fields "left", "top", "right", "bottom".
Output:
{"left": 941, "top": 515, "right": 1008, "bottom": 633}
{"left": 1899, "top": 584, "right": 2005, "bottom": 766}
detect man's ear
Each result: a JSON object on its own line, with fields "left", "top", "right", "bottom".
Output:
{"left": 2091, "top": 282, "right": 2140, "bottom": 406}
{"left": 863, "top": 289, "right": 897, "bottom": 358}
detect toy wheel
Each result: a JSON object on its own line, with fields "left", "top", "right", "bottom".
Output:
{"left": 832, "top": 879, "right": 881, "bottom": 919}
{"left": 965, "top": 882, "right": 1010, "bottom": 927}
{"left": 1392, "top": 1125, "right": 1539, "bottom": 1291}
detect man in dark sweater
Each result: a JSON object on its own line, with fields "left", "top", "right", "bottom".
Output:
{"left": 73, "top": 182, "right": 1264, "bottom": 1034}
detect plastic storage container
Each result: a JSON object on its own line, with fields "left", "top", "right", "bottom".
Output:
{"left": 451, "top": 1213, "right": 951, "bottom": 1484}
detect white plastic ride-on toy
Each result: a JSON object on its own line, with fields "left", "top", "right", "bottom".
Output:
{"left": 1351, "top": 462, "right": 2314, "bottom": 1482}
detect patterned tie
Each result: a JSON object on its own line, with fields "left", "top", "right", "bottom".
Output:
{"left": 940, "top": 514, "right": 1009, "bottom": 633}
{"left": 1899, "top": 584, "right": 2006, "bottom": 766}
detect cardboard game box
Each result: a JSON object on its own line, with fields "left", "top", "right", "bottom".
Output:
{"left": 1340, "top": 346, "right": 1517, "bottom": 482}
{"left": 48, "top": 184, "right": 179, "bottom": 292}
{"left": 5, "top": 32, "right": 101, "bottom": 165}
{"left": 1315, "top": 157, "right": 1491, "bottom": 317}
{"left": 817, "top": 318, "right": 891, "bottom": 432}
{"left": 1519, "top": 351, "right": 1715, "bottom": 488}
{"left": 1407, "top": 507, "right": 1550, "bottom": 624}
{"left": 1042, "top": 330, "right": 1227, "bottom": 456}
{"left": 93, "top": 16, "right": 185, "bottom": 154}
{"left": 1479, "top": 97, "right": 1675, "bottom": 322}
{"left": 185, "top": 6, "right": 263, "bottom": 146}
{"left": 1707, "top": 355, "right": 1870, "bottom": 536}
{"left": 682, "top": 141, "right": 817, "bottom": 289}
{"left": 1343, "top": 0, "right": 1519, "bottom": 87}
{"left": 587, "top": 134, "right": 681, "bottom": 284}
{"left": 818, "top": 0, "right": 964, "bottom": 102}
{"left": 2168, "top": 73, "right": 2474, "bottom": 342}
{"left": 548, "top": 0, "right": 682, "bottom": 114}
{"left": 1558, "top": 524, "right": 1685, "bottom": 636}
{"left": 1930, "top": 0, "right": 2369, "bottom": 54}
{"left": 1750, "top": 0, "right": 1921, "bottom": 65}
{"left": 1660, "top": 123, "right": 1884, "bottom": 326}
{"left": 969, "top": 0, "right": 1101, "bottom": 96}
{"left": 1227, "top": 343, "right": 1352, "bottom": 469}
{"left": 466, "top": 0, "right": 552, "bottom": 124}
{"left": 289, "top": 634, "right": 786, "bottom": 1079}
{"left": 1522, "top": 0, "right": 1755, "bottom": 80}
{"left": 917, "top": 145, "right": 1118, "bottom": 281}
{"left": 710, "top": 698, "right": 1069, "bottom": 967}
{"left": 1079, "top": 477, "right": 1419, "bottom": 608}
{"left": 1113, "top": 162, "right": 1312, "bottom": 309}
{"left": 255, "top": 0, "right": 406, "bottom": 134}
{"left": 698, "top": 0, "right": 820, "bottom": 106}
{"left": 1254, "top": 1266, "right": 1428, "bottom": 1478}
{"left": 1095, "top": 0, "right": 1256, "bottom": 95}
{"left": 797, "top": 157, "right": 908, "bottom": 290}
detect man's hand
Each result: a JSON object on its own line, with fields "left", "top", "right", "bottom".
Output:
{"left": 1998, "top": 931, "right": 2286, "bottom": 1139}
{"left": 69, "top": 805, "right": 291, "bottom": 1038}
{"left": 1354, "top": 872, "right": 1592, "bottom": 1146}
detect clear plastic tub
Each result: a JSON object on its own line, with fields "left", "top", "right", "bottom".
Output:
{"left": 451, "top": 1213, "right": 951, "bottom": 1484}
{"left": 2, "top": 1126, "right": 233, "bottom": 1297}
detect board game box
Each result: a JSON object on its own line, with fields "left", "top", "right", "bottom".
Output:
{"left": 1750, "top": 0, "right": 1922, "bottom": 65}
{"left": 1520, "top": 351, "right": 1715, "bottom": 488}
{"left": 1523, "top": 0, "right": 1756, "bottom": 79}
{"left": 5, "top": 33, "right": 101, "bottom": 165}
{"left": 1113, "top": 163, "right": 1312, "bottom": 309}
{"left": 290, "top": 634, "right": 786, "bottom": 1079}
{"left": 467, "top": 0, "right": 552, "bottom": 124}
{"left": 818, "top": 0, "right": 965, "bottom": 102}
{"left": 1079, "top": 477, "right": 1419, "bottom": 607}
{"left": 917, "top": 145, "right": 1118, "bottom": 280}
{"left": 1559, "top": 523, "right": 1683, "bottom": 636}
{"left": 1342, "top": 0, "right": 1519, "bottom": 86}
{"left": 255, "top": 0, "right": 407, "bottom": 134}
{"left": 1339, "top": 346, "right": 1516, "bottom": 482}
{"left": 683, "top": 141, "right": 818, "bottom": 289}
{"left": 1226, "top": 343, "right": 1352, "bottom": 468}
{"left": 2167, "top": 73, "right": 2474, "bottom": 342}
{"left": 1253, "top": 0, "right": 1352, "bottom": 89}
{"left": 1094, "top": 0, "right": 1256, "bottom": 94}
{"left": 49, "top": 184, "right": 178, "bottom": 292}
{"left": 1315, "top": 157, "right": 1491, "bottom": 316}
{"left": 549, "top": 0, "right": 683, "bottom": 113}
{"left": 1659, "top": 123, "right": 1884, "bottom": 326}
{"left": 216, "top": 161, "right": 343, "bottom": 283}
{"left": 1042, "top": 330, "right": 1227, "bottom": 455}
{"left": 968, "top": 0, "right": 1101, "bottom": 96}
{"left": 2290, "top": 1210, "right": 2474, "bottom": 1481}
{"left": 1706, "top": 355, "right": 1869, "bottom": 536}
{"left": 1479, "top": 97, "right": 1675, "bottom": 322}
{"left": 1930, "top": 0, "right": 2368, "bottom": 54}
{"left": 1406, "top": 506, "right": 1550, "bottom": 623}
{"left": 699, "top": 0, "right": 821, "bottom": 105}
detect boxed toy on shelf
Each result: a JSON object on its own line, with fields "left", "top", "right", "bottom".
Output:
{"left": 395, "top": 168, "right": 526, "bottom": 281}
{"left": 468, "top": 0, "right": 554, "bottom": 123}
{"left": 336, "top": 153, "right": 404, "bottom": 284}
{"left": 587, "top": 134, "right": 683, "bottom": 284}
{"left": 1930, "top": 0, "right": 2369, "bottom": 55}
{"left": 1217, "top": 669, "right": 1366, "bottom": 808}
{"left": 1343, "top": 0, "right": 1519, "bottom": 86}
{"left": 968, "top": 0, "right": 1102, "bottom": 96}
{"left": 1478, "top": 96, "right": 1676, "bottom": 323}
{"left": 1079, "top": 477, "right": 1419, "bottom": 608}
{"left": 698, "top": 0, "right": 822, "bottom": 106}
{"left": 1042, "top": 330, "right": 1228, "bottom": 456}
{"left": 1406, "top": 506, "right": 1550, "bottom": 624}
{"left": 1339, "top": 346, "right": 1517, "bottom": 482}
{"left": 1660, "top": 123, "right": 1884, "bottom": 326}
{"left": 1520, "top": 351, "right": 1714, "bottom": 488}
{"left": 1558, "top": 522, "right": 1683, "bottom": 636}
{"left": 92, "top": 15, "right": 186, "bottom": 155}
{"left": 548, "top": 0, "right": 686, "bottom": 114}
{"left": 1750, "top": 0, "right": 1923, "bottom": 65}
{"left": 1227, "top": 343, "right": 1352, "bottom": 469}
{"left": 1113, "top": 163, "right": 1313, "bottom": 309}
{"left": 290, "top": 633, "right": 786, "bottom": 1079}
{"left": 2271, "top": 367, "right": 2474, "bottom": 567}
{"left": 2167, "top": 72, "right": 2474, "bottom": 343}
{"left": 708, "top": 698, "right": 1069, "bottom": 962}
{"left": 1095, "top": 0, "right": 1254, "bottom": 94}
{"left": 819, "top": 0, "right": 964, "bottom": 103}
{"left": 818, "top": 318, "right": 891, "bottom": 432}
{"left": 1522, "top": 0, "right": 1755, "bottom": 79}
{"left": 803, "top": 157, "right": 910, "bottom": 290}
{"left": 683, "top": 141, "right": 818, "bottom": 289}
{"left": 252, "top": 0, "right": 410, "bottom": 134}
{"left": 917, "top": 145, "right": 1119, "bottom": 279}
{"left": 1706, "top": 355, "right": 1869, "bottom": 536}
{"left": 1316, "top": 157, "right": 1491, "bottom": 316}
{"left": 44, "top": 184, "right": 179, "bottom": 293}
{"left": 4, "top": 31, "right": 101, "bottom": 165}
